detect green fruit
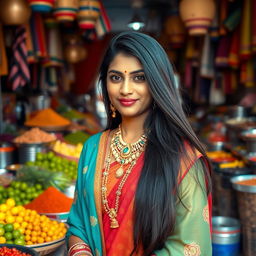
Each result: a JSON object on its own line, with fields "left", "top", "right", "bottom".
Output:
{"left": 4, "top": 232, "right": 13, "bottom": 240}
{"left": 12, "top": 230, "right": 21, "bottom": 239}
{"left": 0, "top": 227, "right": 5, "bottom": 236}
{"left": 4, "top": 224, "right": 14, "bottom": 232}
{"left": 6, "top": 240, "right": 13, "bottom": 244}
{"left": 14, "top": 238, "right": 25, "bottom": 246}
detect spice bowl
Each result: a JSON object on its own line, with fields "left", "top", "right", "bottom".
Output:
{"left": 40, "top": 211, "right": 70, "bottom": 223}
{"left": 26, "top": 235, "right": 66, "bottom": 256}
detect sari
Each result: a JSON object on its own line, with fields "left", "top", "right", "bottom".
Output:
{"left": 66, "top": 131, "right": 212, "bottom": 256}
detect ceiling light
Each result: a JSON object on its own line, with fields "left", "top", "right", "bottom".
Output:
{"left": 127, "top": 13, "right": 145, "bottom": 31}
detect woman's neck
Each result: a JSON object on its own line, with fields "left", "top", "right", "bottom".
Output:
{"left": 119, "top": 118, "right": 145, "bottom": 144}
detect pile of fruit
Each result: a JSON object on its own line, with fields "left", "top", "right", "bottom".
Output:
{"left": 26, "top": 151, "right": 78, "bottom": 181}
{"left": 0, "top": 247, "right": 32, "bottom": 256}
{"left": 52, "top": 140, "right": 83, "bottom": 159}
{"left": 0, "top": 182, "right": 43, "bottom": 206}
{"left": 0, "top": 198, "right": 67, "bottom": 245}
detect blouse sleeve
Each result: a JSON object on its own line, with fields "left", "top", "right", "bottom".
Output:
{"left": 154, "top": 160, "right": 212, "bottom": 256}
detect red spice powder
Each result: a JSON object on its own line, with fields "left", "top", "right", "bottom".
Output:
{"left": 24, "top": 186, "right": 73, "bottom": 213}
{"left": 236, "top": 178, "right": 256, "bottom": 186}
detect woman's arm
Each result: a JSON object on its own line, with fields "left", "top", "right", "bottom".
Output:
{"left": 154, "top": 160, "right": 212, "bottom": 256}
{"left": 68, "top": 235, "right": 92, "bottom": 256}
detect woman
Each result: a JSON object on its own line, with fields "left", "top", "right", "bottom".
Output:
{"left": 66, "top": 31, "right": 212, "bottom": 256}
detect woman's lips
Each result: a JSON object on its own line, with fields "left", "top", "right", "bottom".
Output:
{"left": 119, "top": 99, "right": 137, "bottom": 106}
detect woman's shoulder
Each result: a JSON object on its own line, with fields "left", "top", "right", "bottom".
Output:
{"left": 83, "top": 130, "right": 111, "bottom": 147}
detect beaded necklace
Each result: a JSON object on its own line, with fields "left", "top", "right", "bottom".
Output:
{"left": 101, "top": 127, "right": 147, "bottom": 228}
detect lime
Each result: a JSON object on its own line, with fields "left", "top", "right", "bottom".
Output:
{"left": 14, "top": 238, "right": 25, "bottom": 245}
{"left": 35, "top": 184, "right": 43, "bottom": 191}
{"left": 12, "top": 229, "right": 21, "bottom": 239}
{"left": 4, "top": 232, "right": 13, "bottom": 240}
{"left": 4, "top": 224, "right": 14, "bottom": 232}
{"left": 20, "top": 183, "right": 28, "bottom": 191}
{"left": 6, "top": 240, "right": 13, "bottom": 244}
{"left": 0, "top": 224, "right": 4, "bottom": 228}
{"left": 0, "top": 227, "right": 5, "bottom": 236}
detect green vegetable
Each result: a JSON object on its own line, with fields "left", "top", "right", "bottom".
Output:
{"left": 16, "top": 166, "right": 71, "bottom": 192}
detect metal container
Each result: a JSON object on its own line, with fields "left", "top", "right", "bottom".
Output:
{"left": 231, "top": 174, "right": 256, "bottom": 193}
{"left": 228, "top": 105, "right": 250, "bottom": 119}
{"left": 212, "top": 216, "right": 240, "bottom": 256}
{"left": 16, "top": 142, "right": 49, "bottom": 164}
{"left": 207, "top": 141, "right": 225, "bottom": 151}
{"left": 241, "top": 128, "right": 256, "bottom": 153}
{"left": 0, "top": 142, "right": 16, "bottom": 169}
{"left": 231, "top": 175, "right": 256, "bottom": 256}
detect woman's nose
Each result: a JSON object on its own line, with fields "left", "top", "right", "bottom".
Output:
{"left": 120, "top": 79, "right": 133, "bottom": 95}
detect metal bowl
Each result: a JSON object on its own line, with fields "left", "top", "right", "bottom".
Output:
{"left": 26, "top": 235, "right": 66, "bottom": 256}
{"left": 231, "top": 174, "right": 256, "bottom": 193}
{"left": 40, "top": 212, "right": 70, "bottom": 223}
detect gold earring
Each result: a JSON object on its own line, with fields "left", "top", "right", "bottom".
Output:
{"left": 110, "top": 104, "right": 116, "bottom": 118}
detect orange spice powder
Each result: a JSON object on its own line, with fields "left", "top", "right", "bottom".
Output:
{"left": 25, "top": 108, "right": 71, "bottom": 127}
{"left": 235, "top": 178, "right": 256, "bottom": 186}
{"left": 24, "top": 186, "right": 73, "bottom": 213}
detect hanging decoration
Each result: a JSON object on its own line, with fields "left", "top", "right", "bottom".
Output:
{"left": 8, "top": 26, "right": 30, "bottom": 90}
{"left": 64, "top": 35, "right": 87, "bottom": 63}
{"left": 179, "top": 0, "right": 216, "bottom": 35}
{"left": 54, "top": 0, "right": 79, "bottom": 22}
{"left": 164, "top": 14, "right": 186, "bottom": 48}
{"left": 0, "top": 0, "right": 31, "bottom": 25}
{"left": 0, "top": 24, "right": 8, "bottom": 76}
{"left": 78, "top": 0, "right": 101, "bottom": 29}
{"left": 28, "top": 0, "right": 54, "bottom": 13}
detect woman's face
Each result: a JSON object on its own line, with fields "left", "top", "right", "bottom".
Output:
{"left": 107, "top": 53, "right": 153, "bottom": 121}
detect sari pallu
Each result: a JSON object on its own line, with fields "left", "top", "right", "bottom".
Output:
{"left": 66, "top": 131, "right": 212, "bottom": 256}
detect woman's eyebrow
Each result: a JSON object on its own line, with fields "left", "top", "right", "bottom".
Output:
{"left": 108, "top": 69, "right": 144, "bottom": 75}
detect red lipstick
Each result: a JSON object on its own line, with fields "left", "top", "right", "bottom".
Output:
{"left": 119, "top": 98, "right": 137, "bottom": 106}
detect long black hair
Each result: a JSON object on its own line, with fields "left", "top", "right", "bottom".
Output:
{"left": 99, "top": 31, "right": 211, "bottom": 256}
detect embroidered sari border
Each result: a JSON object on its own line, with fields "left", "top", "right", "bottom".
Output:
{"left": 94, "top": 131, "right": 110, "bottom": 256}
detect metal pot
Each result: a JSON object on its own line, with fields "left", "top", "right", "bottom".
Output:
{"left": 0, "top": 142, "right": 16, "bottom": 169}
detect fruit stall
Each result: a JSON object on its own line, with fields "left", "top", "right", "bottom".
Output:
{"left": 0, "top": 106, "right": 102, "bottom": 255}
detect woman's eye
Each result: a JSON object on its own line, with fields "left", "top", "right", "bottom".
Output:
{"left": 134, "top": 75, "right": 145, "bottom": 81}
{"left": 110, "top": 75, "right": 121, "bottom": 82}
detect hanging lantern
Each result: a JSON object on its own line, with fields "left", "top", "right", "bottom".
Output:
{"left": 77, "top": 0, "right": 100, "bottom": 30}
{"left": 179, "top": 0, "right": 216, "bottom": 35}
{"left": 64, "top": 35, "right": 87, "bottom": 63}
{"left": 0, "top": 0, "right": 31, "bottom": 25}
{"left": 64, "top": 44, "right": 87, "bottom": 63}
{"left": 164, "top": 14, "right": 186, "bottom": 48}
{"left": 28, "top": 0, "right": 54, "bottom": 13}
{"left": 54, "top": 0, "right": 78, "bottom": 22}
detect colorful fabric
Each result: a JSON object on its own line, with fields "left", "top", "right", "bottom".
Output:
{"left": 0, "top": 24, "right": 8, "bottom": 76}
{"left": 8, "top": 26, "right": 30, "bottom": 91}
{"left": 67, "top": 131, "right": 212, "bottom": 256}
{"left": 228, "top": 28, "right": 240, "bottom": 69}
{"left": 252, "top": 0, "right": 256, "bottom": 53}
{"left": 200, "top": 34, "right": 215, "bottom": 79}
{"left": 95, "top": 0, "right": 111, "bottom": 38}
{"left": 215, "top": 35, "right": 232, "bottom": 67}
{"left": 240, "top": 0, "right": 252, "bottom": 59}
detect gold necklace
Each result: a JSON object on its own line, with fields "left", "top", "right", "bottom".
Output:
{"left": 102, "top": 129, "right": 147, "bottom": 228}
{"left": 110, "top": 126, "right": 147, "bottom": 178}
